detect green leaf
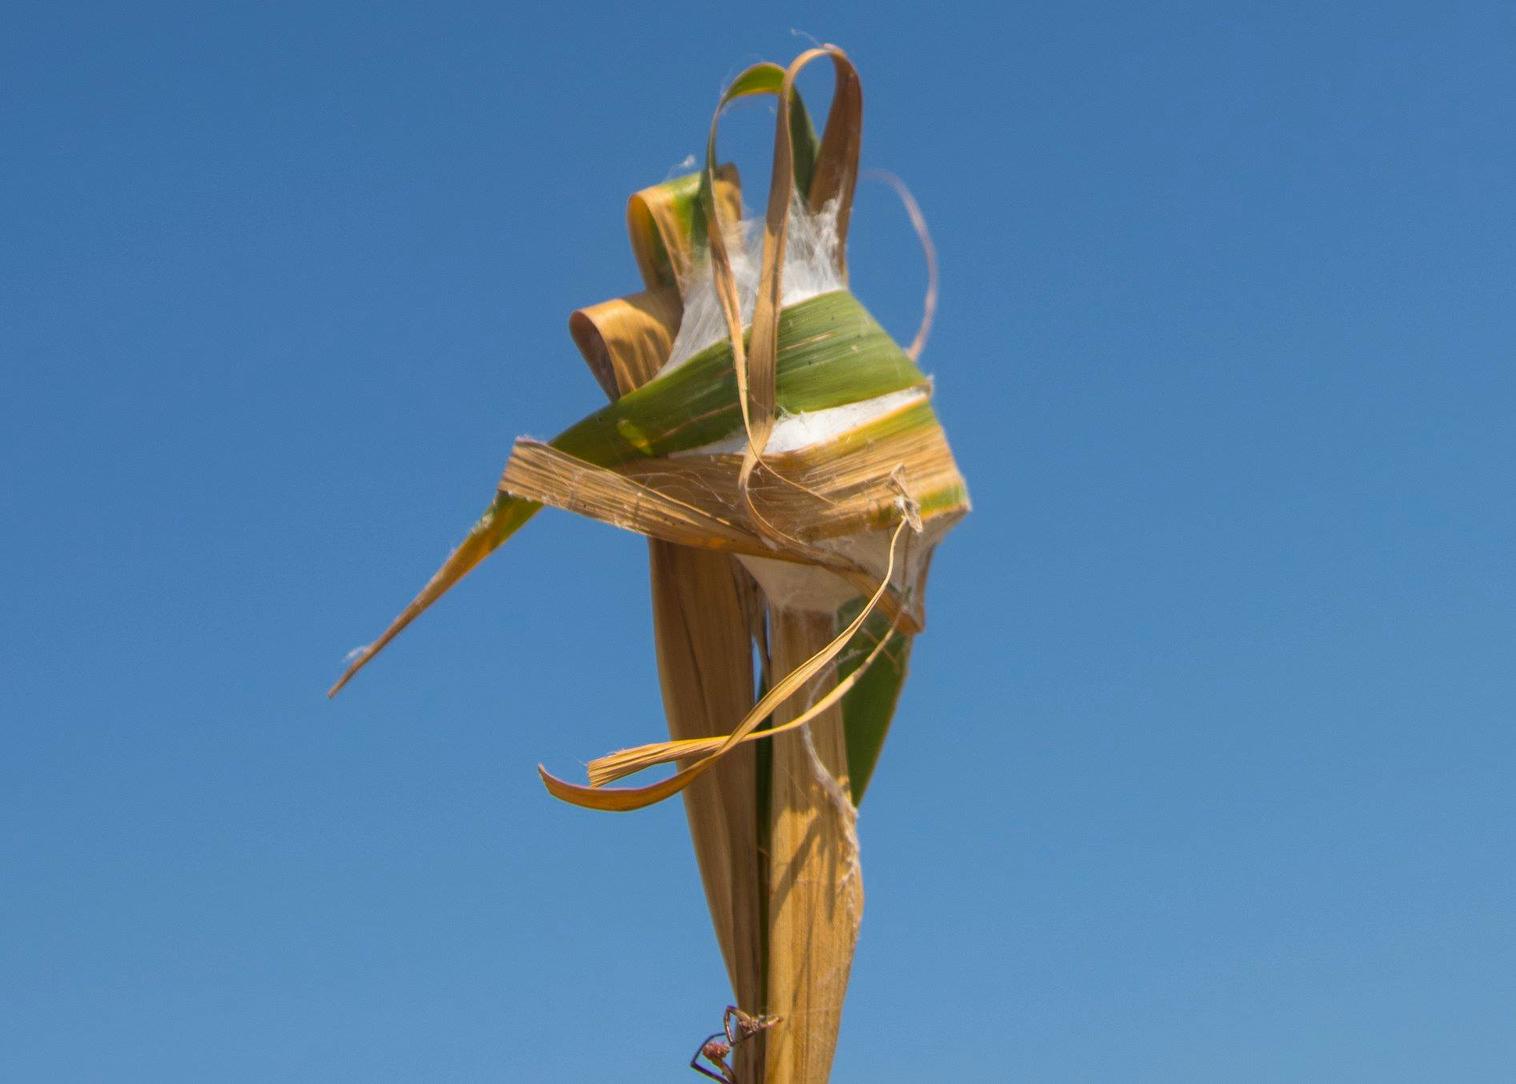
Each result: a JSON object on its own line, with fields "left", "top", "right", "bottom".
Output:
{"left": 836, "top": 609, "right": 913, "bottom": 804}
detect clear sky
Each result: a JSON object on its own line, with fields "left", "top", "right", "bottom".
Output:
{"left": 4, "top": 3, "right": 1513, "bottom": 1080}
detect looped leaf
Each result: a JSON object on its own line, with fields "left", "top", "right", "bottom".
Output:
{"left": 698, "top": 48, "right": 864, "bottom": 552}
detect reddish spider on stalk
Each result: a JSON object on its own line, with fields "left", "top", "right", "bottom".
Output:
{"left": 690, "top": 1005, "right": 781, "bottom": 1082}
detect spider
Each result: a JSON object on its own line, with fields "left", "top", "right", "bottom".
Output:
{"left": 690, "top": 1005, "right": 781, "bottom": 1082}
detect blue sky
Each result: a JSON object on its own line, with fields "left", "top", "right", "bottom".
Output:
{"left": 3, "top": 2, "right": 1513, "bottom": 1080}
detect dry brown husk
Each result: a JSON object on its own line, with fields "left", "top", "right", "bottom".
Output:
{"left": 570, "top": 164, "right": 770, "bottom": 1081}
{"left": 332, "top": 44, "right": 966, "bottom": 1084}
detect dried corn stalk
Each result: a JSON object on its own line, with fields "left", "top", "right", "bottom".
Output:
{"left": 331, "top": 45, "right": 968, "bottom": 1083}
